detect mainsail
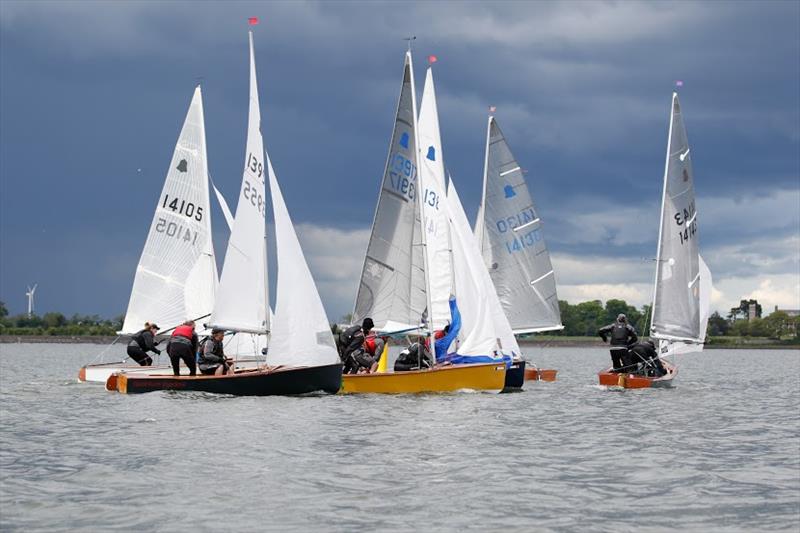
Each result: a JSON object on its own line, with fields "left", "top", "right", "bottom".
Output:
{"left": 661, "top": 255, "right": 712, "bottom": 356}
{"left": 416, "top": 66, "right": 452, "bottom": 329}
{"left": 122, "top": 86, "right": 217, "bottom": 334}
{"left": 476, "top": 116, "right": 562, "bottom": 334}
{"left": 353, "top": 51, "right": 426, "bottom": 331}
{"left": 208, "top": 31, "right": 269, "bottom": 334}
{"left": 650, "top": 92, "right": 702, "bottom": 343}
{"left": 267, "top": 155, "right": 339, "bottom": 366}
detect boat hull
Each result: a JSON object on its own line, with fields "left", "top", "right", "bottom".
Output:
{"left": 79, "top": 358, "right": 262, "bottom": 384}
{"left": 503, "top": 360, "right": 526, "bottom": 391}
{"left": 523, "top": 367, "right": 558, "bottom": 382}
{"left": 597, "top": 361, "right": 677, "bottom": 389}
{"left": 340, "top": 362, "right": 506, "bottom": 394}
{"left": 112, "top": 363, "right": 343, "bottom": 396}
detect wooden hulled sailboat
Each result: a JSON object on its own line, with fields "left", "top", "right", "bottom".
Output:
{"left": 80, "top": 86, "right": 222, "bottom": 383}
{"left": 112, "top": 30, "right": 342, "bottom": 395}
{"left": 474, "top": 115, "right": 562, "bottom": 385}
{"left": 344, "top": 52, "right": 506, "bottom": 394}
{"left": 598, "top": 92, "right": 711, "bottom": 389}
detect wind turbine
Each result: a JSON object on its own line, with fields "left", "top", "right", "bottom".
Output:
{"left": 26, "top": 284, "right": 37, "bottom": 317}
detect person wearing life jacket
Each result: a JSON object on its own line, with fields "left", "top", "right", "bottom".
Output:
{"left": 627, "top": 340, "right": 666, "bottom": 377}
{"left": 363, "top": 333, "right": 385, "bottom": 366}
{"left": 198, "top": 328, "right": 232, "bottom": 376}
{"left": 424, "top": 296, "right": 462, "bottom": 363}
{"left": 598, "top": 314, "right": 638, "bottom": 372}
{"left": 167, "top": 320, "right": 198, "bottom": 376}
{"left": 127, "top": 322, "right": 161, "bottom": 366}
{"left": 338, "top": 318, "right": 378, "bottom": 374}
{"left": 394, "top": 341, "right": 433, "bottom": 372}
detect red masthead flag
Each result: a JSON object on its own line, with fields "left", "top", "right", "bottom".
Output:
{"left": 248, "top": 17, "right": 259, "bottom": 25}
{"left": 488, "top": 106, "right": 497, "bottom": 113}
{"left": 428, "top": 55, "right": 437, "bottom": 64}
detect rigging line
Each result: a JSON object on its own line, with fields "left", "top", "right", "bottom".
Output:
{"left": 91, "top": 335, "right": 122, "bottom": 364}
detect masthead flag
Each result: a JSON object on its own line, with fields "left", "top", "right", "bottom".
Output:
{"left": 248, "top": 17, "right": 259, "bottom": 25}
{"left": 488, "top": 105, "right": 497, "bottom": 113}
{"left": 428, "top": 55, "right": 437, "bottom": 64}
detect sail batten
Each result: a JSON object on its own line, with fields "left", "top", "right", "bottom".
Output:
{"left": 476, "top": 116, "right": 561, "bottom": 332}
{"left": 122, "top": 86, "right": 217, "bottom": 334}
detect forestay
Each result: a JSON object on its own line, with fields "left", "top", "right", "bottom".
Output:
{"left": 476, "top": 116, "right": 561, "bottom": 334}
{"left": 448, "top": 180, "right": 519, "bottom": 360}
{"left": 353, "top": 51, "right": 426, "bottom": 331}
{"left": 416, "top": 67, "right": 452, "bottom": 329}
{"left": 651, "top": 93, "right": 701, "bottom": 343}
{"left": 208, "top": 31, "right": 269, "bottom": 334}
{"left": 266, "top": 157, "right": 339, "bottom": 366}
{"left": 122, "top": 86, "right": 217, "bottom": 334}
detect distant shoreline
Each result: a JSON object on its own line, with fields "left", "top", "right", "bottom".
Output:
{"left": 0, "top": 334, "right": 797, "bottom": 349}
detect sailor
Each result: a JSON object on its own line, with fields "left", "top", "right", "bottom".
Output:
{"left": 627, "top": 340, "right": 667, "bottom": 377}
{"left": 394, "top": 341, "right": 433, "bottom": 372}
{"left": 338, "top": 318, "right": 377, "bottom": 374}
{"left": 167, "top": 320, "right": 198, "bottom": 376}
{"left": 364, "top": 333, "right": 385, "bottom": 365}
{"left": 426, "top": 296, "right": 462, "bottom": 363}
{"left": 598, "top": 314, "right": 638, "bottom": 372}
{"left": 127, "top": 322, "right": 161, "bottom": 366}
{"left": 198, "top": 328, "right": 233, "bottom": 376}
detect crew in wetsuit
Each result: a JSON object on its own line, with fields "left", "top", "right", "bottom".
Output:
{"left": 127, "top": 322, "right": 161, "bottom": 366}
{"left": 627, "top": 340, "right": 666, "bottom": 377}
{"left": 364, "top": 334, "right": 385, "bottom": 366}
{"left": 339, "top": 318, "right": 377, "bottom": 374}
{"left": 198, "top": 328, "right": 232, "bottom": 376}
{"left": 167, "top": 320, "right": 198, "bottom": 376}
{"left": 394, "top": 341, "right": 433, "bottom": 372}
{"left": 598, "top": 314, "right": 638, "bottom": 372}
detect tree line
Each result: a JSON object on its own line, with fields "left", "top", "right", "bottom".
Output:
{"left": 1, "top": 299, "right": 797, "bottom": 340}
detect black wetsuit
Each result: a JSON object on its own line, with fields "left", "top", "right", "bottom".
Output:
{"left": 127, "top": 329, "right": 160, "bottom": 366}
{"left": 167, "top": 330, "right": 198, "bottom": 376}
{"left": 198, "top": 337, "right": 228, "bottom": 375}
{"left": 394, "top": 342, "right": 433, "bottom": 372}
{"left": 627, "top": 342, "right": 666, "bottom": 377}
{"left": 598, "top": 322, "right": 638, "bottom": 371}
{"left": 339, "top": 325, "right": 366, "bottom": 375}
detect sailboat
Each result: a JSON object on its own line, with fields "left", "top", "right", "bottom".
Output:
{"left": 474, "top": 115, "right": 561, "bottom": 384}
{"left": 111, "top": 30, "right": 342, "bottom": 395}
{"left": 79, "top": 85, "right": 221, "bottom": 384}
{"left": 598, "top": 91, "right": 711, "bottom": 389}
{"left": 343, "top": 52, "right": 507, "bottom": 394}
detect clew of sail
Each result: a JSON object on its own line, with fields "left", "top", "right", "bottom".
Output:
{"left": 266, "top": 155, "right": 339, "bottom": 366}
{"left": 476, "top": 116, "right": 561, "bottom": 334}
{"left": 353, "top": 51, "right": 426, "bottom": 331}
{"left": 448, "top": 179, "right": 519, "bottom": 361}
{"left": 208, "top": 31, "right": 269, "bottom": 334}
{"left": 651, "top": 92, "right": 702, "bottom": 344}
{"left": 416, "top": 66, "right": 452, "bottom": 330}
{"left": 122, "top": 86, "right": 217, "bottom": 335}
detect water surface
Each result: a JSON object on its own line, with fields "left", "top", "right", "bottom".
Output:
{"left": 1, "top": 344, "right": 798, "bottom": 532}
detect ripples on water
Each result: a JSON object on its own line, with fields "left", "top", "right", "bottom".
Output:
{"left": 0, "top": 344, "right": 798, "bottom": 532}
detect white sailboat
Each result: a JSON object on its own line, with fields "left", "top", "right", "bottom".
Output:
{"left": 599, "top": 91, "right": 711, "bottom": 388}
{"left": 475, "top": 116, "right": 562, "bottom": 334}
{"left": 80, "top": 86, "right": 220, "bottom": 383}
{"left": 343, "top": 52, "right": 507, "bottom": 394}
{"left": 112, "top": 29, "right": 342, "bottom": 395}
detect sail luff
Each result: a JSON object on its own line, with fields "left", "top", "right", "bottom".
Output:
{"left": 474, "top": 115, "right": 493, "bottom": 254}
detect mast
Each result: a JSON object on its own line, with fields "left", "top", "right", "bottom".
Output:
{"left": 408, "top": 50, "right": 436, "bottom": 354}
{"left": 476, "top": 115, "right": 492, "bottom": 253}
{"left": 252, "top": 29, "right": 270, "bottom": 335}
{"left": 649, "top": 92, "right": 676, "bottom": 340}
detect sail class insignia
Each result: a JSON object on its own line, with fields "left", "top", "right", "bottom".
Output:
{"left": 176, "top": 159, "right": 188, "bottom": 173}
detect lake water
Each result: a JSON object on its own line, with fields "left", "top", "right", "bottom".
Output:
{"left": 0, "top": 343, "right": 798, "bottom": 532}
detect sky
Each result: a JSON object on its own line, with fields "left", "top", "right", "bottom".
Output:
{"left": 1, "top": 0, "right": 798, "bottom": 322}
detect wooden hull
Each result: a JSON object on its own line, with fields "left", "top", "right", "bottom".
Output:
{"left": 79, "top": 358, "right": 262, "bottom": 384}
{"left": 523, "top": 367, "right": 558, "bottom": 382}
{"left": 597, "top": 361, "right": 677, "bottom": 389}
{"left": 503, "top": 360, "right": 526, "bottom": 391}
{"left": 112, "top": 363, "right": 343, "bottom": 396}
{"left": 340, "top": 363, "right": 506, "bottom": 394}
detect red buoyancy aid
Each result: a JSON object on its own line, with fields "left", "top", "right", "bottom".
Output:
{"left": 424, "top": 330, "right": 445, "bottom": 350}
{"left": 364, "top": 335, "right": 377, "bottom": 355}
{"left": 172, "top": 325, "right": 194, "bottom": 340}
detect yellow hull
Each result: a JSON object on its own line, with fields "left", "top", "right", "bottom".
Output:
{"left": 340, "top": 363, "right": 507, "bottom": 394}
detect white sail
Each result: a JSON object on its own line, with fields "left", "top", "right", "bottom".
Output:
{"left": 660, "top": 255, "right": 712, "bottom": 356}
{"left": 448, "top": 180, "right": 519, "bottom": 359}
{"left": 208, "top": 31, "right": 269, "bottom": 334}
{"left": 122, "top": 86, "right": 217, "bottom": 334}
{"left": 651, "top": 92, "right": 701, "bottom": 343}
{"left": 416, "top": 67, "right": 452, "bottom": 329}
{"left": 476, "top": 116, "right": 561, "bottom": 334}
{"left": 266, "top": 157, "right": 339, "bottom": 366}
{"left": 353, "top": 51, "right": 426, "bottom": 331}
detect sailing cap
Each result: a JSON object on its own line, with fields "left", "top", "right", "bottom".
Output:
{"left": 362, "top": 318, "right": 375, "bottom": 332}
{"left": 211, "top": 328, "right": 225, "bottom": 335}
{"left": 150, "top": 323, "right": 160, "bottom": 330}
{"left": 617, "top": 314, "right": 627, "bottom": 322}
